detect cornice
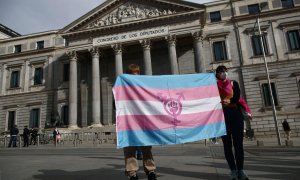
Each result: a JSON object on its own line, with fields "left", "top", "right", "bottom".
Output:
{"left": 0, "top": 30, "right": 58, "bottom": 43}
{"left": 243, "top": 25, "right": 270, "bottom": 34}
{"left": 59, "top": 0, "right": 118, "bottom": 34}
{"left": 60, "top": 10, "right": 203, "bottom": 38}
{"left": 241, "top": 58, "right": 300, "bottom": 69}
{"left": 60, "top": 0, "right": 203, "bottom": 34}
{"left": 232, "top": 6, "right": 300, "bottom": 22}
{"left": 254, "top": 75, "right": 278, "bottom": 81}
{"left": 278, "top": 20, "right": 300, "bottom": 28}
{"left": 0, "top": 47, "right": 59, "bottom": 60}
{"left": 0, "top": 24, "right": 21, "bottom": 37}
{"left": 291, "top": 72, "right": 300, "bottom": 77}
{"left": 205, "top": 31, "right": 231, "bottom": 39}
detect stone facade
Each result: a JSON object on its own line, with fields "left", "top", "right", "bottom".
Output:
{"left": 0, "top": 0, "right": 299, "bottom": 138}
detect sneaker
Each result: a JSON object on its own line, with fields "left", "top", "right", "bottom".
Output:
{"left": 229, "top": 170, "right": 238, "bottom": 180}
{"left": 148, "top": 172, "right": 157, "bottom": 180}
{"left": 129, "top": 175, "right": 139, "bottom": 180}
{"left": 238, "top": 170, "right": 249, "bottom": 180}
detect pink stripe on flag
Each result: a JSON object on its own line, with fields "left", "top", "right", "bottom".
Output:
{"left": 117, "top": 109, "right": 224, "bottom": 132}
{"left": 113, "top": 85, "right": 219, "bottom": 101}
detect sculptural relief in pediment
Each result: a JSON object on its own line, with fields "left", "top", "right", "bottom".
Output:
{"left": 85, "top": 2, "right": 177, "bottom": 29}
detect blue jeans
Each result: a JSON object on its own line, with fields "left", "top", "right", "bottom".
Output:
{"left": 8, "top": 136, "right": 17, "bottom": 147}
{"left": 221, "top": 107, "right": 244, "bottom": 171}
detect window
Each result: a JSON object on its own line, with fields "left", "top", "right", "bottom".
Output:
{"left": 30, "top": 109, "right": 39, "bottom": 128}
{"left": 281, "top": 0, "right": 294, "bottom": 8}
{"left": 36, "top": 41, "right": 44, "bottom": 50}
{"left": 10, "top": 71, "right": 20, "bottom": 88}
{"left": 34, "top": 67, "right": 43, "bottom": 85}
{"left": 61, "top": 105, "right": 69, "bottom": 126}
{"left": 14, "top": 45, "right": 21, "bottom": 53}
{"left": 287, "top": 30, "right": 300, "bottom": 51}
{"left": 63, "top": 63, "right": 70, "bottom": 82}
{"left": 213, "top": 41, "right": 228, "bottom": 61}
{"left": 261, "top": 82, "right": 279, "bottom": 107}
{"left": 251, "top": 34, "right": 269, "bottom": 56}
{"left": 8, "top": 111, "right": 16, "bottom": 131}
{"left": 248, "top": 4, "right": 260, "bottom": 14}
{"left": 210, "top": 11, "right": 221, "bottom": 22}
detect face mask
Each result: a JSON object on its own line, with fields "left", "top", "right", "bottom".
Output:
{"left": 219, "top": 72, "right": 228, "bottom": 80}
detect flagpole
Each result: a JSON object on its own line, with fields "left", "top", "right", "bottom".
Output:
{"left": 256, "top": 6, "right": 282, "bottom": 146}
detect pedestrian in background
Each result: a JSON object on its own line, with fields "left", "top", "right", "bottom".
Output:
{"left": 216, "top": 65, "right": 251, "bottom": 180}
{"left": 282, "top": 119, "right": 291, "bottom": 141}
{"left": 30, "top": 128, "right": 38, "bottom": 145}
{"left": 8, "top": 125, "right": 19, "bottom": 148}
{"left": 23, "top": 126, "right": 30, "bottom": 147}
{"left": 53, "top": 127, "right": 60, "bottom": 145}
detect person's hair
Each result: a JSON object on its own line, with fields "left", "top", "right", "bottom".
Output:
{"left": 216, "top": 65, "right": 227, "bottom": 74}
{"left": 126, "top": 64, "right": 140, "bottom": 74}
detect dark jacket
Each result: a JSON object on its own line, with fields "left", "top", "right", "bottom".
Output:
{"left": 10, "top": 127, "right": 19, "bottom": 136}
{"left": 23, "top": 128, "right": 30, "bottom": 137}
{"left": 282, "top": 120, "right": 291, "bottom": 131}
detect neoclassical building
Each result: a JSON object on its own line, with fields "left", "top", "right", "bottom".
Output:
{"left": 0, "top": 0, "right": 299, "bottom": 138}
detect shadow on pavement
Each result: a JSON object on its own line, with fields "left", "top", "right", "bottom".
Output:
{"left": 33, "top": 166, "right": 124, "bottom": 180}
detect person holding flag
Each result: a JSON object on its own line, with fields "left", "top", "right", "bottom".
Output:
{"left": 122, "top": 64, "right": 157, "bottom": 180}
{"left": 216, "top": 65, "right": 251, "bottom": 180}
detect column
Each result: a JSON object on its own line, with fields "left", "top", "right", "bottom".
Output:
{"left": 166, "top": 35, "right": 179, "bottom": 74}
{"left": 1, "top": 63, "right": 7, "bottom": 95}
{"left": 0, "top": 64, "right": 3, "bottom": 95}
{"left": 140, "top": 39, "right": 152, "bottom": 75}
{"left": 47, "top": 55, "right": 54, "bottom": 90}
{"left": 89, "top": 47, "right": 103, "bottom": 127}
{"left": 112, "top": 44, "right": 123, "bottom": 77}
{"left": 66, "top": 51, "right": 78, "bottom": 129}
{"left": 23, "top": 60, "right": 30, "bottom": 92}
{"left": 193, "top": 31, "right": 206, "bottom": 73}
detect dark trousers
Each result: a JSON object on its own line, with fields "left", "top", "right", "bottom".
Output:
{"left": 8, "top": 136, "right": 17, "bottom": 147}
{"left": 221, "top": 107, "right": 244, "bottom": 171}
{"left": 30, "top": 136, "right": 37, "bottom": 145}
{"left": 23, "top": 136, "right": 29, "bottom": 147}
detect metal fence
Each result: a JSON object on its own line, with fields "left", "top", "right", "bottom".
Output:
{"left": 0, "top": 131, "right": 117, "bottom": 148}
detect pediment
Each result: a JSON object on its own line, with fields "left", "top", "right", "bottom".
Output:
{"left": 60, "top": 0, "right": 204, "bottom": 35}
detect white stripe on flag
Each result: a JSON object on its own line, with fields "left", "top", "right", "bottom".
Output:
{"left": 115, "top": 96, "right": 222, "bottom": 116}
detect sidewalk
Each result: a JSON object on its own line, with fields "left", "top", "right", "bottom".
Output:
{"left": 243, "top": 136, "right": 300, "bottom": 147}
{"left": 0, "top": 137, "right": 299, "bottom": 180}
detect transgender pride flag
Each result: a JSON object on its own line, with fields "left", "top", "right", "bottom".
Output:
{"left": 113, "top": 73, "right": 226, "bottom": 148}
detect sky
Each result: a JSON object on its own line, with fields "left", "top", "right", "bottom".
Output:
{"left": 0, "top": 0, "right": 214, "bottom": 35}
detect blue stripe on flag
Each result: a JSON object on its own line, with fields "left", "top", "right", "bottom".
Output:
{"left": 114, "top": 73, "right": 216, "bottom": 89}
{"left": 117, "top": 121, "right": 226, "bottom": 148}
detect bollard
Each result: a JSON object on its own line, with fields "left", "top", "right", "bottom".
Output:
{"left": 285, "top": 140, "right": 293, "bottom": 147}
{"left": 4, "top": 136, "right": 7, "bottom": 148}
{"left": 74, "top": 133, "right": 77, "bottom": 148}
{"left": 19, "top": 136, "right": 22, "bottom": 149}
{"left": 55, "top": 137, "right": 57, "bottom": 148}
{"left": 257, "top": 140, "right": 264, "bottom": 147}
{"left": 37, "top": 135, "right": 40, "bottom": 147}
{"left": 93, "top": 132, "right": 98, "bottom": 146}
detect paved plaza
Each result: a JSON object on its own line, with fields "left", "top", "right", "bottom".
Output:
{"left": 0, "top": 138, "right": 300, "bottom": 180}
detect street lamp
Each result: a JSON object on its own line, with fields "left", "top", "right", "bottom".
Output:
{"left": 255, "top": 2, "right": 282, "bottom": 145}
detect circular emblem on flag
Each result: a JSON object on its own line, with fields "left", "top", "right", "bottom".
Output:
{"left": 164, "top": 98, "right": 182, "bottom": 117}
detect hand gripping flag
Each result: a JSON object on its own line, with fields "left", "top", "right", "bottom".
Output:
{"left": 113, "top": 73, "right": 226, "bottom": 148}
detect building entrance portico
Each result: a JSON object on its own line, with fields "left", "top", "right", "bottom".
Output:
{"left": 59, "top": 0, "right": 206, "bottom": 129}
